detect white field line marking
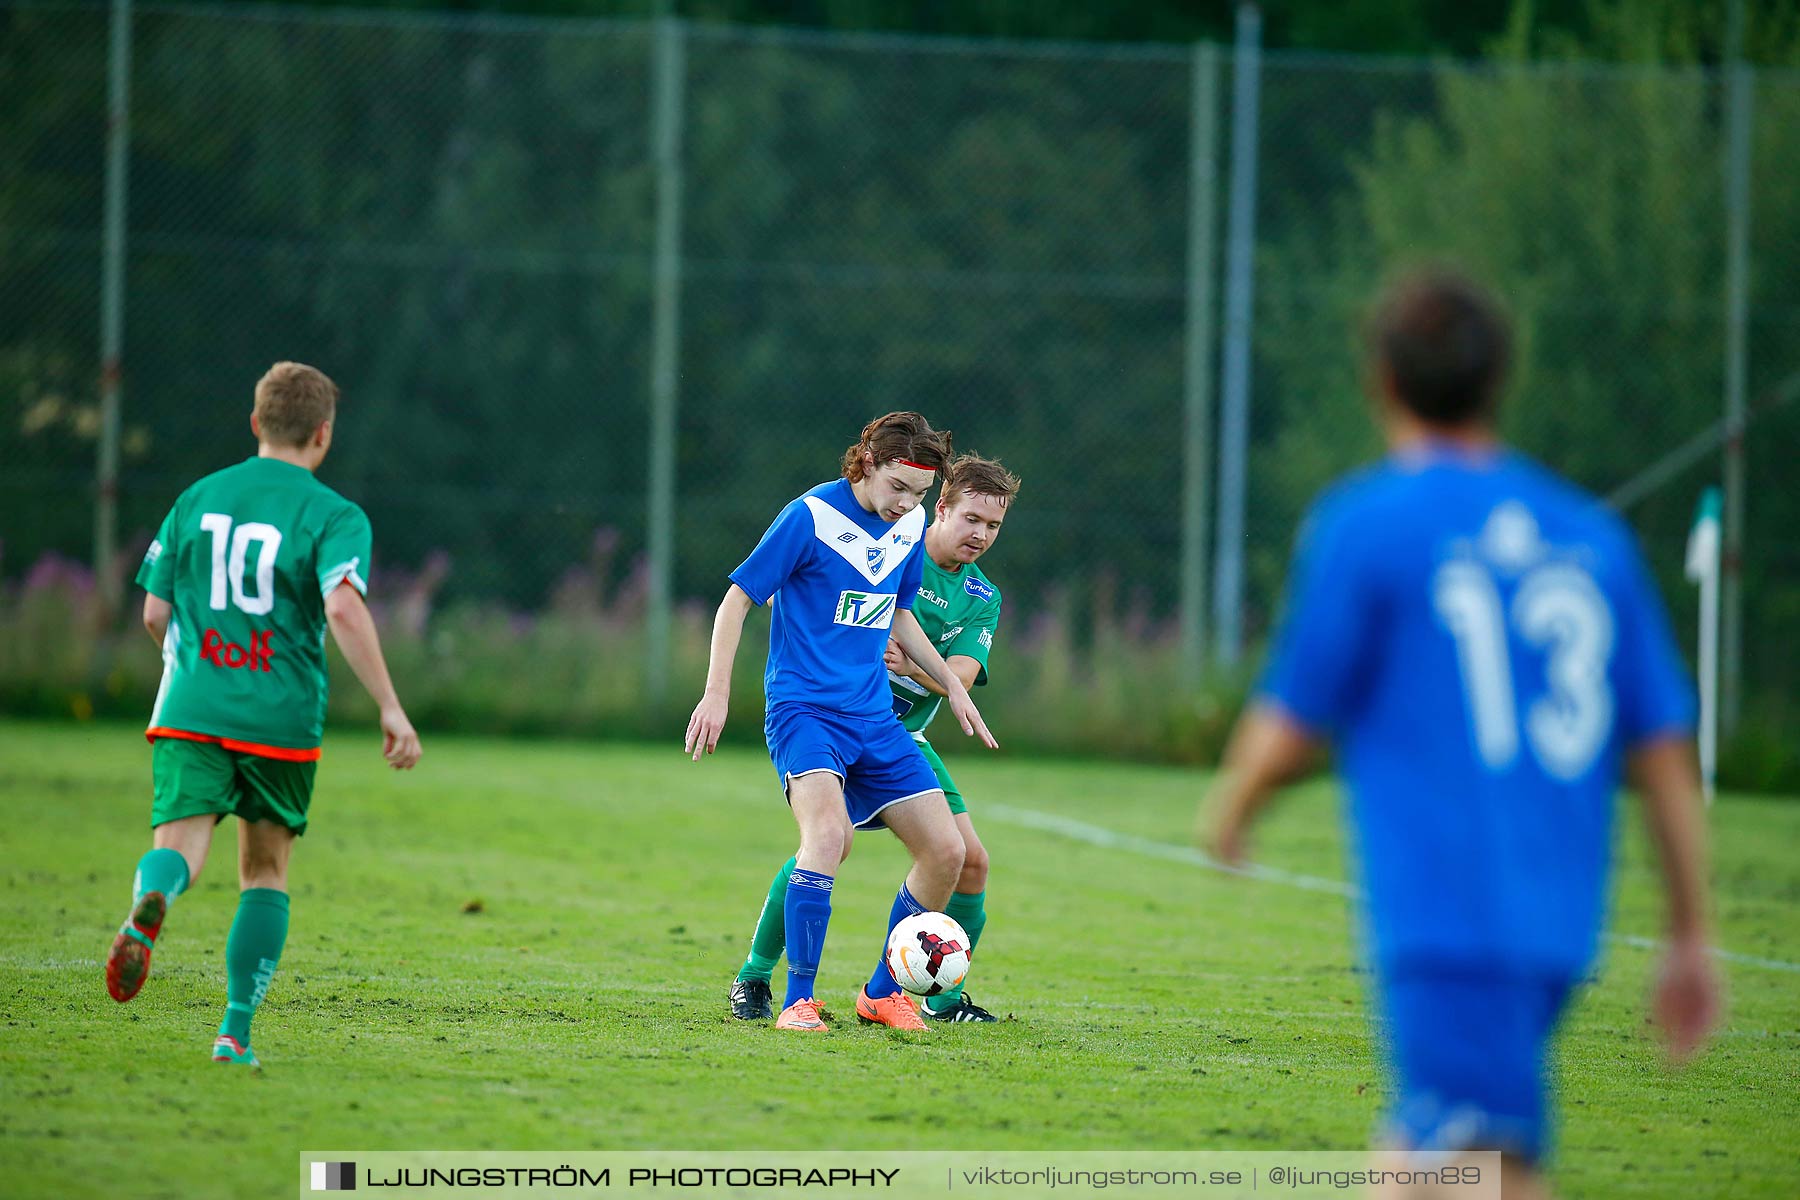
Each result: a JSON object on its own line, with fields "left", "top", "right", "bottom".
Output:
{"left": 982, "top": 803, "right": 1800, "bottom": 975}
{"left": 1606, "top": 934, "right": 1800, "bottom": 976}
{"left": 0, "top": 953, "right": 634, "bottom": 989}
{"left": 984, "top": 803, "right": 1354, "bottom": 897}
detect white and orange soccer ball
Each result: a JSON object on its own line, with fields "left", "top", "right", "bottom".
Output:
{"left": 884, "top": 911, "right": 971, "bottom": 997}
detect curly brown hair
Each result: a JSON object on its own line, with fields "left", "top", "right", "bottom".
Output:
{"left": 840, "top": 412, "right": 952, "bottom": 482}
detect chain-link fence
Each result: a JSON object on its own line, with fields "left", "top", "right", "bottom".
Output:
{"left": 3, "top": 2, "right": 1796, "bottom": 744}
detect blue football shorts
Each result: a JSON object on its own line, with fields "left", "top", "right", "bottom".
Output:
{"left": 764, "top": 702, "right": 943, "bottom": 829}
{"left": 1379, "top": 968, "right": 1577, "bottom": 1165}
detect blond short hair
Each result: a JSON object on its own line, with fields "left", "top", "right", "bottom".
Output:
{"left": 253, "top": 362, "right": 338, "bottom": 446}
{"left": 941, "top": 453, "right": 1020, "bottom": 508}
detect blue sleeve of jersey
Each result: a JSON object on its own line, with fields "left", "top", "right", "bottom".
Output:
{"left": 1257, "top": 496, "right": 1379, "bottom": 734}
{"left": 1611, "top": 531, "right": 1696, "bottom": 746}
{"left": 729, "top": 501, "right": 811, "bottom": 606}
{"left": 894, "top": 541, "right": 925, "bottom": 611}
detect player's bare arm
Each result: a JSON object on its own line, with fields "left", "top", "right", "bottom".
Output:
{"left": 324, "top": 581, "right": 421, "bottom": 770}
{"left": 890, "top": 609, "right": 996, "bottom": 748}
{"left": 1200, "top": 702, "right": 1321, "bottom": 866}
{"left": 143, "top": 593, "right": 172, "bottom": 647}
{"left": 1628, "top": 735, "right": 1722, "bottom": 1063}
{"left": 883, "top": 640, "right": 979, "bottom": 697}
{"left": 687, "top": 584, "right": 753, "bottom": 761}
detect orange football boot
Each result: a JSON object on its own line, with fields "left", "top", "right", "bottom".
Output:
{"left": 855, "top": 988, "right": 928, "bottom": 1031}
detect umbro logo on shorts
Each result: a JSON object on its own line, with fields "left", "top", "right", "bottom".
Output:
{"left": 834, "top": 590, "right": 896, "bottom": 629}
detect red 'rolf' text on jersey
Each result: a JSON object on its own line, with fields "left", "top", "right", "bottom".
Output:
{"left": 200, "top": 628, "right": 274, "bottom": 672}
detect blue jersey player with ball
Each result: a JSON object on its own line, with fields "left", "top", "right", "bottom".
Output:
{"left": 686, "top": 412, "right": 997, "bottom": 1033}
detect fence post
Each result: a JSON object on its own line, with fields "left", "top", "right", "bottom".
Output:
{"left": 1178, "top": 42, "right": 1221, "bottom": 684}
{"left": 1720, "top": 0, "right": 1752, "bottom": 734}
{"left": 1212, "top": 3, "right": 1261, "bottom": 670}
{"left": 645, "top": 13, "right": 687, "bottom": 706}
{"left": 95, "top": 0, "right": 133, "bottom": 615}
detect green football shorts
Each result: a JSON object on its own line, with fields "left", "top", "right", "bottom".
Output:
{"left": 151, "top": 737, "right": 315, "bottom": 835}
{"left": 915, "top": 738, "right": 966, "bottom": 817}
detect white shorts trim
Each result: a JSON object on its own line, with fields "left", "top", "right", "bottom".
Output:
{"left": 852, "top": 786, "right": 945, "bottom": 831}
{"left": 782, "top": 768, "right": 846, "bottom": 804}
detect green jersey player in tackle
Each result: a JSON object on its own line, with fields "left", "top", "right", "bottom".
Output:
{"left": 729, "top": 453, "right": 1019, "bottom": 1023}
{"left": 104, "top": 362, "right": 422, "bottom": 1067}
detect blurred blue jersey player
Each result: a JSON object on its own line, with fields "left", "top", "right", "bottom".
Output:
{"left": 686, "top": 412, "right": 998, "bottom": 1034}
{"left": 1202, "top": 271, "right": 1720, "bottom": 1200}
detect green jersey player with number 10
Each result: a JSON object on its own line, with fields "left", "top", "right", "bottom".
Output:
{"left": 730, "top": 453, "right": 1020, "bottom": 1023}
{"left": 105, "top": 362, "right": 422, "bottom": 1068}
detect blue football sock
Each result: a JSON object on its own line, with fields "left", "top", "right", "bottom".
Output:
{"left": 865, "top": 881, "right": 927, "bottom": 999}
{"left": 133, "top": 847, "right": 190, "bottom": 907}
{"left": 783, "top": 868, "right": 834, "bottom": 1010}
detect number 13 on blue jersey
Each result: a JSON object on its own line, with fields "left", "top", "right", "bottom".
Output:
{"left": 1434, "top": 558, "right": 1615, "bottom": 781}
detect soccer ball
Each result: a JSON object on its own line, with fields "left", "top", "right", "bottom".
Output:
{"left": 885, "top": 911, "right": 971, "bottom": 997}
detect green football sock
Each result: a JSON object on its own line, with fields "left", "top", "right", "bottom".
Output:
{"left": 926, "top": 889, "right": 987, "bottom": 1011}
{"left": 219, "top": 888, "right": 289, "bottom": 1046}
{"left": 738, "top": 856, "right": 797, "bottom": 983}
{"left": 132, "top": 847, "right": 190, "bottom": 905}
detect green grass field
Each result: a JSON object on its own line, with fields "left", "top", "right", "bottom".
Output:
{"left": 2, "top": 719, "right": 1796, "bottom": 1198}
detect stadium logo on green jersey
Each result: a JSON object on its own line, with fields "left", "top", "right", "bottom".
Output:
{"left": 834, "top": 590, "right": 896, "bottom": 629}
